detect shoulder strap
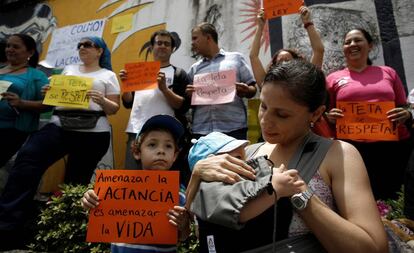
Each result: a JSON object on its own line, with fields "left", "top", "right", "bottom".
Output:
{"left": 245, "top": 142, "right": 265, "bottom": 159}
{"left": 287, "top": 132, "right": 333, "bottom": 183}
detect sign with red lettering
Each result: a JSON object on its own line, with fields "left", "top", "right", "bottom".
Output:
{"left": 191, "top": 69, "right": 236, "bottom": 105}
{"left": 263, "top": 0, "right": 303, "bottom": 19}
{"left": 336, "top": 101, "right": 398, "bottom": 141}
{"left": 122, "top": 61, "right": 160, "bottom": 92}
{"left": 86, "top": 170, "right": 179, "bottom": 244}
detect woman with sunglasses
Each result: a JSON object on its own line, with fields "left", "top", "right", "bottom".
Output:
{"left": 0, "top": 34, "right": 49, "bottom": 169}
{"left": 0, "top": 36, "right": 120, "bottom": 249}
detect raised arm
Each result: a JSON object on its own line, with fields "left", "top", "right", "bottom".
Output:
{"left": 299, "top": 141, "right": 387, "bottom": 253}
{"left": 249, "top": 8, "right": 267, "bottom": 88}
{"left": 300, "top": 6, "right": 324, "bottom": 68}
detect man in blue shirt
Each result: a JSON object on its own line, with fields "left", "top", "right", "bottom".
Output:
{"left": 186, "top": 22, "right": 257, "bottom": 140}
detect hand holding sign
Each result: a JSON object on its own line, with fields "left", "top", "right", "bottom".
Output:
{"left": 263, "top": 0, "right": 303, "bottom": 20}
{"left": 191, "top": 69, "right": 236, "bottom": 105}
{"left": 336, "top": 101, "right": 398, "bottom": 141}
{"left": 122, "top": 61, "right": 161, "bottom": 92}
{"left": 43, "top": 75, "right": 94, "bottom": 109}
{"left": 387, "top": 107, "right": 411, "bottom": 125}
{"left": 86, "top": 170, "right": 179, "bottom": 244}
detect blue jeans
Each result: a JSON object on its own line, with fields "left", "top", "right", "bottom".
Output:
{"left": 0, "top": 123, "right": 109, "bottom": 231}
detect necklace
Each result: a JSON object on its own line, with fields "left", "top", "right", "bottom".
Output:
{"left": 0, "top": 65, "right": 28, "bottom": 74}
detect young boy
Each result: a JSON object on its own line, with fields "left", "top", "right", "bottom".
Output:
{"left": 81, "top": 114, "right": 190, "bottom": 253}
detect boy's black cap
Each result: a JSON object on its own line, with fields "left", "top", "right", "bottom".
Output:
{"left": 138, "top": 115, "right": 185, "bottom": 141}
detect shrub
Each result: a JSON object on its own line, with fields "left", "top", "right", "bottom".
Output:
{"left": 28, "top": 184, "right": 110, "bottom": 252}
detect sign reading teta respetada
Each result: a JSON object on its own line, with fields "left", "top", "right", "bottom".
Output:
{"left": 86, "top": 170, "right": 179, "bottom": 244}
{"left": 191, "top": 69, "right": 236, "bottom": 105}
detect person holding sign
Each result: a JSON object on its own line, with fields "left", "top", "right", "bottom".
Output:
{"left": 0, "top": 36, "right": 120, "bottom": 246}
{"left": 81, "top": 115, "right": 191, "bottom": 253}
{"left": 185, "top": 60, "right": 387, "bottom": 253}
{"left": 325, "top": 28, "right": 411, "bottom": 200}
{"left": 186, "top": 22, "right": 257, "bottom": 140}
{"left": 250, "top": 6, "right": 324, "bottom": 87}
{"left": 0, "top": 34, "right": 49, "bottom": 169}
{"left": 120, "top": 30, "right": 190, "bottom": 171}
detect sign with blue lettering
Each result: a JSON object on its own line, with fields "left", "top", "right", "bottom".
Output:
{"left": 41, "top": 19, "right": 106, "bottom": 68}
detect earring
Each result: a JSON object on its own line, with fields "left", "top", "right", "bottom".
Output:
{"left": 310, "top": 121, "right": 314, "bottom": 128}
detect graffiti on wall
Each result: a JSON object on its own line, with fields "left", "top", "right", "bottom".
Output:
{"left": 0, "top": 3, "right": 56, "bottom": 54}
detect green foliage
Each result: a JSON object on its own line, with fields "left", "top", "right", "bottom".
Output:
{"left": 177, "top": 223, "right": 199, "bottom": 253}
{"left": 28, "top": 184, "right": 110, "bottom": 253}
{"left": 385, "top": 187, "right": 406, "bottom": 220}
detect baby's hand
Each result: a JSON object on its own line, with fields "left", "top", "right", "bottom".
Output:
{"left": 272, "top": 165, "right": 305, "bottom": 198}
{"left": 80, "top": 189, "right": 99, "bottom": 210}
{"left": 167, "top": 206, "right": 190, "bottom": 232}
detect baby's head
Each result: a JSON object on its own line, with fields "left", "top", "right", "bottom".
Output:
{"left": 188, "top": 132, "right": 249, "bottom": 170}
{"left": 134, "top": 115, "right": 184, "bottom": 171}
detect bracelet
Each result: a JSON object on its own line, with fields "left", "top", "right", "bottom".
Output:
{"left": 304, "top": 22, "right": 314, "bottom": 29}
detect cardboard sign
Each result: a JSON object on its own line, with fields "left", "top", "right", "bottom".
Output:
{"left": 336, "top": 101, "right": 398, "bottom": 141}
{"left": 191, "top": 69, "right": 236, "bottom": 105}
{"left": 122, "top": 61, "right": 161, "bottom": 92}
{"left": 0, "top": 80, "right": 12, "bottom": 99}
{"left": 43, "top": 75, "right": 93, "bottom": 109}
{"left": 263, "top": 0, "right": 303, "bottom": 19}
{"left": 111, "top": 13, "right": 133, "bottom": 34}
{"left": 86, "top": 170, "right": 179, "bottom": 244}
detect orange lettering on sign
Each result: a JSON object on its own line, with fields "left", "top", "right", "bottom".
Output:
{"left": 86, "top": 170, "right": 179, "bottom": 244}
{"left": 336, "top": 101, "right": 398, "bottom": 141}
{"left": 263, "top": 0, "right": 303, "bottom": 20}
{"left": 122, "top": 61, "right": 160, "bottom": 92}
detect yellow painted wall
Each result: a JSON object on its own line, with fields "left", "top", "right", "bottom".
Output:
{"left": 45, "top": 0, "right": 167, "bottom": 168}
{"left": 39, "top": 0, "right": 166, "bottom": 191}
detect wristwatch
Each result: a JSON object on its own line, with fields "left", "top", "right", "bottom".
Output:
{"left": 291, "top": 188, "right": 314, "bottom": 210}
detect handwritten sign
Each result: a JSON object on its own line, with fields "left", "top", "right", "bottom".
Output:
{"left": 0, "top": 80, "right": 12, "bottom": 99}
{"left": 122, "top": 62, "right": 161, "bottom": 92}
{"left": 111, "top": 13, "right": 133, "bottom": 34}
{"left": 336, "top": 101, "right": 398, "bottom": 141}
{"left": 41, "top": 19, "right": 106, "bottom": 68}
{"left": 263, "top": 0, "right": 303, "bottom": 19}
{"left": 86, "top": 170, "right": 179, "bottom": 244}
{"left": 43, "top": 75, "right": 93, "bottom": 109}
{"left": 191, "top": 70, "right": 236, "bottom": 105}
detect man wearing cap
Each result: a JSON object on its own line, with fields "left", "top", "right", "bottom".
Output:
{"left": 186, "top": 22, "right": 257, "bottom": 140}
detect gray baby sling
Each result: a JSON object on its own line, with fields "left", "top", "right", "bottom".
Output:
{"left": 243, "top": 132, "right": 333, "bottom": 253}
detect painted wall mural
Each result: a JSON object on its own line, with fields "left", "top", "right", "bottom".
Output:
{"left": 0, "top": 0, "right": 413, "bottom": 172}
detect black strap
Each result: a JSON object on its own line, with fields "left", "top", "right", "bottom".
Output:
{"left": 53, "top": 110, "right": 106, "bottom": 117}
{"left": 287, "top": 132, "right": 333, "bottom": 183}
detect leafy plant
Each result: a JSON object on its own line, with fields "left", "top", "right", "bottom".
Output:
{"left": 384, "top": 187, "right": 406, "bottom": 220}
{"left": 177, "top": 223, "right": 199, "bottom": 253}
{"left": 28, "top": 184, "right": 110, "bottom": 252}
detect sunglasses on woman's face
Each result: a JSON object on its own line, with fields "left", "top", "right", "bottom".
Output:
{"left": 77, "top": 41, "right": 96, "bottom": 50}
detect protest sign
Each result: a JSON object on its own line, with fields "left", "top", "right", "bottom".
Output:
{"left": 43, "top": 75, "right": 93, "bottom": 109}
{"left": 41, "top": 19, "right": 106, "bottom": 68}
{"left": 336, "top": 101, "right": 398, "bottom": 141}
{"left": 86, "top": 170, "right": 179, "bottom": 244}
{"left": 122, "top": 61, "right": 160, "bottom": 92}
{"left": 191, "top": 69, "right": 236, "bottom": 105}
{"left": 0, "top": 80, "right": 12, "bottom": 99}
{"left": 263, "top": 0, "right": 303, "bottom": 19}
